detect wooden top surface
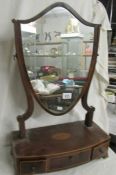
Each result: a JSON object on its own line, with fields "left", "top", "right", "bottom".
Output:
{"left": 12, "top": 121, "right": 110, "bottom": 158}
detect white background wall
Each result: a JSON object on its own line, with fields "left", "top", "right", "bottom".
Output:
{"left": 0, "top": 0, "right": 110, "bottom": 146}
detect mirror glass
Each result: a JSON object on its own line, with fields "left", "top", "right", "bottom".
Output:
{"left": 21, "top": 7, "right": 94, "bottom": 114}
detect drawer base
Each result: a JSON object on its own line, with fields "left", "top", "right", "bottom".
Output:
{"left": 11, "top": 121, "right": 110, "bottom": 175}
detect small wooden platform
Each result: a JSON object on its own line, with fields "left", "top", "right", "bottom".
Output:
{"left": 11, "top": 121, "right": 110, "bottom": 174}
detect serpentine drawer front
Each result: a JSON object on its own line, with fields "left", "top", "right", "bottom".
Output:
{"left": 20, "top": 160, "right": 46, "bottom": 174}
{"left": 19, "top": 149, "right": 91, "bottom": 174}
{"left": 49, "top": 149, "right": 91, "bottom": 171}
{"left": 92, "top": 142, "right": 109, "bottom": 159}
{"left": 12, "top": 122, "right": 110, "bottom": 175}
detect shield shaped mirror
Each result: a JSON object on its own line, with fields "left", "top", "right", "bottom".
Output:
{"left": 20, "top": 6, "right": 95, "bottom": 115}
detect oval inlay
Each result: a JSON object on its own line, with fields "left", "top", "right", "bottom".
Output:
{"left": 52, "top": 132, "right": 71, "bottom": 140}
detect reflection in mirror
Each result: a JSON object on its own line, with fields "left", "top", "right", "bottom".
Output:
{"left": 21, "top": 7, "right": 94, "bottom": 113}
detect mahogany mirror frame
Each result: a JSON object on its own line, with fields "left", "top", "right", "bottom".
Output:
{"left": 12, "top": 2, "right": 101, "bottom": 138}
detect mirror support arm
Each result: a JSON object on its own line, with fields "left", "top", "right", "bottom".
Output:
{"left": 81, "top": 94, "right": 95, "bottom": 127}
{"left": 16, "top": 93, "right": 34, "bottom": 138}
{"left": 17, "top": 96, "right": 34, "bottom": 138}
{"left": 81, "top": 25, "right": 101, "bottom": 127}
{"left": 84, "top": 106, "right": 95, "bottom": 127}
{"left": 13, "top": 20, "right": 35, "bottom": 138}
{"left": 17, "top": 116, "right": 26, "bottom": 138}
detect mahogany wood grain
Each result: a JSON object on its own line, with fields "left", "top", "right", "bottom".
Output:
{"left": 11, "top": 121, "right": 110, "bottom": 174}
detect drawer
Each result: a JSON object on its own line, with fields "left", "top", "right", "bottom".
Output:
{"left": 20, "top": 160, "right": 46, "bottom": 174}
{"left": 92, "top": 142, "right": 109, "bottom": 160}
{"left": 49, "top": 149, "right": 91, "bottom": 171}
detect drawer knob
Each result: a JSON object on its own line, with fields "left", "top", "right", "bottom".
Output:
{"left": 99, "top": 148, "right": 104, "bottom": 153}
{"left": 32, "top": 166, "right": 36, "bottom": 173}
{"left": 69, "top": 155, "right": 73, "bottom": 160}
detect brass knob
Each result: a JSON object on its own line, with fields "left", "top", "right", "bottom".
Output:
{"left": 99, "top": 148, "right": 104, "bottom": 153}
{"left": 32, "top": 166, "right": 36, "bottom": 173}
{"left": 69, "top": 155, "right": 73, "bottom": 160}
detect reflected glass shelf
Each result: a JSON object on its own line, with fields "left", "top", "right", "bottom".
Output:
{"left": 61, "top": 33, "right": 84, "bottom": 38}
{"left": 24, "top": 54, "right": 83, "bottom": 57}
{"left": 82, "top": 54, "right": 92, "bottom": 57}
{"left": 83, "top": 40, "right": 93, "bottom": 43}
{"left": 25, "top": 41, "right": 68, "bottom": 46}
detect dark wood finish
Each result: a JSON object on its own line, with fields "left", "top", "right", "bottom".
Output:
{"left": 12, "top": 21, "right": 34, "bottom": 138}
{"left": 20, "top": 160, "right": 46, "bottom": 174}
{"left": 49, "top": 149, "right": 91, "bottom": 171}
{"left": 12, "top": 121, "right": 110, "bottom": 174}
{"left": 82, "top": 25, "right": 100, "bottom": 127}
{"left": 92, "top": 142, "right": 109, "bottom": 159}
{"left": 11, "top": 2, "right": 110, "bottom": 175}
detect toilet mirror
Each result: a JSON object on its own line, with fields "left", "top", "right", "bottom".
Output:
{"left": 13, "top": 3, "right": 100, "bottom": 115}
